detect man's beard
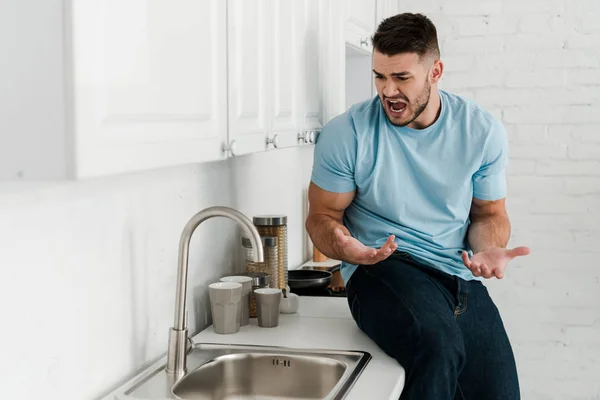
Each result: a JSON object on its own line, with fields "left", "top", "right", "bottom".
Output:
{"left": 384, "top": 79, "right": 431, "bottom": 128}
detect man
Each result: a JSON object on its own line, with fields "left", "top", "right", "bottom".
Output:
{"left": 305, "top": 13, "right": 531, "bottom": 400}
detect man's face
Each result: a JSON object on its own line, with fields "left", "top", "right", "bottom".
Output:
{"left": 373, "top": 51, "right": 433, "bottom": 128}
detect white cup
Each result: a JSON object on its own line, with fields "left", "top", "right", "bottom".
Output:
{"left": 280, "top": 292, "right": 299, "bottom": 314}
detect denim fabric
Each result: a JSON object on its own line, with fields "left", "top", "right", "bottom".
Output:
{"left": 346, "top": 251, "right": 520, "bottom": 400}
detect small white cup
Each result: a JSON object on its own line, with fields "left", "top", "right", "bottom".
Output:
{"left": 280, "top": 292, "right": 299, "bottom": 314}
{"left": 220, "top": 275, "right": 253, "bottom": 326}
{"left": 209, "top": 282, "right": 242, "bottom": 334}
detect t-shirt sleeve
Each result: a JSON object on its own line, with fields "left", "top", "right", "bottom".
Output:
{"left": 310, "top": 113, "right": 357, "bottom": 193}
{"left": 472, "top": 119, "right": 509, "bottom": 201}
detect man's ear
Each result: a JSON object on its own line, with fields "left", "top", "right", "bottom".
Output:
{"left": 430, "top": 59, "right": 444, "bottom": 84}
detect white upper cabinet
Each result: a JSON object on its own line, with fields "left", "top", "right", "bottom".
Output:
{"left": 345, "top": 0, "right": 376, "bottom": 52}
{"left": 302, "top": 0, "right": 324, "bottom": 132}
{"left": 0, "top": 0, "right": 67, "bottom": 180}
{"left": 376, "top": 0, "right": 399, "bottom": 26}
{"left": 72, "top": 0, "right": 228, "bottom": 177}
{"left": 1, "top": 0, "right": 382, "bottom": 180}
{"left": 267, "top": 0, "right": 304, "bottom": 150}
{"left": 344, "top": 0, "right": 398, "bottom": 55}
{"left": 319, "top": 0, "right": 346, "bottom": 124}
{"left": 226, "top": 0, "right": 269, "bottom": 156}
{"left": 1, "top": 0, "right": 228, "bottom": 180}
{"left": 228, "top": 0, "right": 325, "bottom": 154}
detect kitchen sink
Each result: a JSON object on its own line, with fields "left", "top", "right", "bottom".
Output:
{"left": 121, "top": 343, "right": 371, "bottom": 400}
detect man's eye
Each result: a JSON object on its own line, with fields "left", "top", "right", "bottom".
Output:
{"left": 375, "top": 75, "right": 384, "bottom": 80}
{"left": 397, "top": 77, "right": 408, "bottom": 81}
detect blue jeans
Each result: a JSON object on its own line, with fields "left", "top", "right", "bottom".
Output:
{"left": 346, "top": 251, "right": 520, "bottom": 400}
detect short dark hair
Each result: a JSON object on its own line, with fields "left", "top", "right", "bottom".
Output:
{"left": 372, "top": 13, "right": 440, "bottom": 60}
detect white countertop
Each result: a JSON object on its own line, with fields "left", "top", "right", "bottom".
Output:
{"left": 103, "top": 297, "right": 405, "bottom": 400}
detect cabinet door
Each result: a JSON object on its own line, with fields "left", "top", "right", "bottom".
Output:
{"left": 303, "top": 0, "right": 324, "bottom": 133}
{"left": 346, "top": 0, "right": 376, "bottom": 52}
{"left": 321, "top": 0, "right": 347, "bottom": 123}
{"left": 376, "top": 0, "right": 398, "bottom": 26}
{"left": 227, "top": 0, "right": 269, "bottom": 156}
{"left": 267, "top": 0, "right": 304, "bottom": 150}
{"left": 71, "top": 0, "right": 227, "bottom": 178}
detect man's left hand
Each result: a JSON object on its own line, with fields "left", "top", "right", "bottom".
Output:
{"left": 461, "top": 246, "right": 531, "bottom": 279}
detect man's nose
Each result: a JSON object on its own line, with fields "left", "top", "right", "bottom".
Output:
{"left": 383, "top": 81, "right": 400, "bottom": 98}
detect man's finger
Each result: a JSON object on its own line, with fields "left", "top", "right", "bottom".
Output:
{"left": 471, "top": 261, "right": 483, "bottom": 276}
{"left": 383, "top": 235, "right": 396, "bottom": 250}
{"left": 371, "top": 245, "right": 395, "bottom": 263}
{"left": 380, "top": 235, "right": 396, "bottom": 251}
{"left": 508, "top": 246, "right": 531, "bottom": 258}
{"left": 461, "top": 251, "right": 471, "bottom": 268}
{"left": 371, "top": 235, "right": 397, "bottom": 260}
{"left": 494, "top": 269, "right": 504, "bottom": 279}
{"left": 480, "top": 264, "right": 494, "bottom": 279}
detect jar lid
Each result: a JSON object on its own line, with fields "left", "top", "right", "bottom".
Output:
{"left": 242, "top": 236, "right": 278, "bottom": 248}
{"left": 238, "top": 271, "right": 270, "bottom": 287}
{"left": 253, "top": 215, "right": 287, "bottom": 226}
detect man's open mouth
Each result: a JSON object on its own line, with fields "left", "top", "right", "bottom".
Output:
{"left": 386, "top": 99, "right": 407, "bottom": 115}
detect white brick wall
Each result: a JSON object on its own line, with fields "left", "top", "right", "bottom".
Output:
{"left": 398, "top": 1, "right": 600, "bottom": 398}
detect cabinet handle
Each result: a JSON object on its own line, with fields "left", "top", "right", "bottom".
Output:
{"left": 360, "top": 37, "right": 369, "bottom": 46}
{"left": 266, "top": 134, "right": 280, "bottom": 149}
{"left": 297, "top": 132, "right": 307, "bottom": 143}
{"left": 223, "top": 140, "right": 237, "bottom": 156}
{"left": 307, "top": 130, "right": 320, "bottom": 144}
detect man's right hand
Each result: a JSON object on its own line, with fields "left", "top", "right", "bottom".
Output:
{"left": 334, "top": 228, "right": 398, "bottom": 265}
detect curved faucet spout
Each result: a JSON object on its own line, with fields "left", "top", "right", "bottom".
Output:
{"left": 166, "top": 206, "right": 264, "bottom": 375}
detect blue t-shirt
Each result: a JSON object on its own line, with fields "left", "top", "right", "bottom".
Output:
{"left": 310, "top": 90, "right": 509, "bottom": 283}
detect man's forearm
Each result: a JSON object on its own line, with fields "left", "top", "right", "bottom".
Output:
{"left": 306, "top": 213, "right": 350, "bottom": 261}
{"left": 467, "top": 214, "right": 511, "bottom": 254}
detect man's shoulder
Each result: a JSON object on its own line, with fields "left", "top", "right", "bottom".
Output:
{"left": 348, "top": 96, "right": 380, "bottom": 117}
{"left": 321, "top": 96, "right": 379, "bottom": 138}
{"left": 442, "top": 90, "right": 500, "bottom": 128}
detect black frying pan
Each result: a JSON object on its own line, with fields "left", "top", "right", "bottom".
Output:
{"left": 288, "top": 270, "right": 332, "bottom": 290}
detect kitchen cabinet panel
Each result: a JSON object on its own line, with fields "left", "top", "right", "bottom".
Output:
{"left": 1, "top": 0, "right": 384, "bottom": 179}
{"left": 226, "top": 0, "right": 269, "bottom": 156}
{"left": 303, "top": 0, "right": 324, "bottom": 131}
{"left": 1, "top": 0, "right": 228, "bottom": 180}
{"left": 267, "top": 0, "right": 304, "bottom": 150}
{"left": 72, "top": 0, "right": 228, "bottom": 177}
{"left": 346, "top": 0, "right": 376, "bottom": 52}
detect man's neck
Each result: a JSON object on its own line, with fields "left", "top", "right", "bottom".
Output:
{"left": 407, "top": 89, "right": 442, "bottom": 130}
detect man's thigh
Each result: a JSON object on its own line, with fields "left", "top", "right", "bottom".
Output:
{"left": 455, "top": 282, "right": 520, "bottom": 400}
{"left": 346, "top": 254, "right": 462, "bottom": 361}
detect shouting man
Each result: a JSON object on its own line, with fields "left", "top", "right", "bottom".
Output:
{"left": 306, "top": 13, "right": 530, "bottom": 400}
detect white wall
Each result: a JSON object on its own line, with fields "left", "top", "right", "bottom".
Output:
{"left": 0, "top": 146, "right": 314, "bottom": 400}
{"left": 396, "top": 0, "right": 600, "bottom": 398}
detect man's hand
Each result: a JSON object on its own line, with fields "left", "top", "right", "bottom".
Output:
{"left": 334, "top": 228, "right": 398, "bottom": 265}
{"left": 461, "top": 246, "right": 531, "bottom": 279}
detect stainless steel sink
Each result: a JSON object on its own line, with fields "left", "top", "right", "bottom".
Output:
{"left": 122, "top": 343, "right": 371, "bottom": 400}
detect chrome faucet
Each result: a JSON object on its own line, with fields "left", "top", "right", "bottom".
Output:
{"left": 166, "top": 206, "right": 264, "bottom": 376}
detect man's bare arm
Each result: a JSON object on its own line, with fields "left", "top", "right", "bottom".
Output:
{"left": 305, "top": 182, "right": 355, "bottom": 260}
{"left": 305, "top": 182, "right": 397, "bottom": 265}
{"left": 467, "top": 198, "right": 510, "bottom": 253}
{"left": 463, "top": 197, "right": 530, "bottom": 279}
